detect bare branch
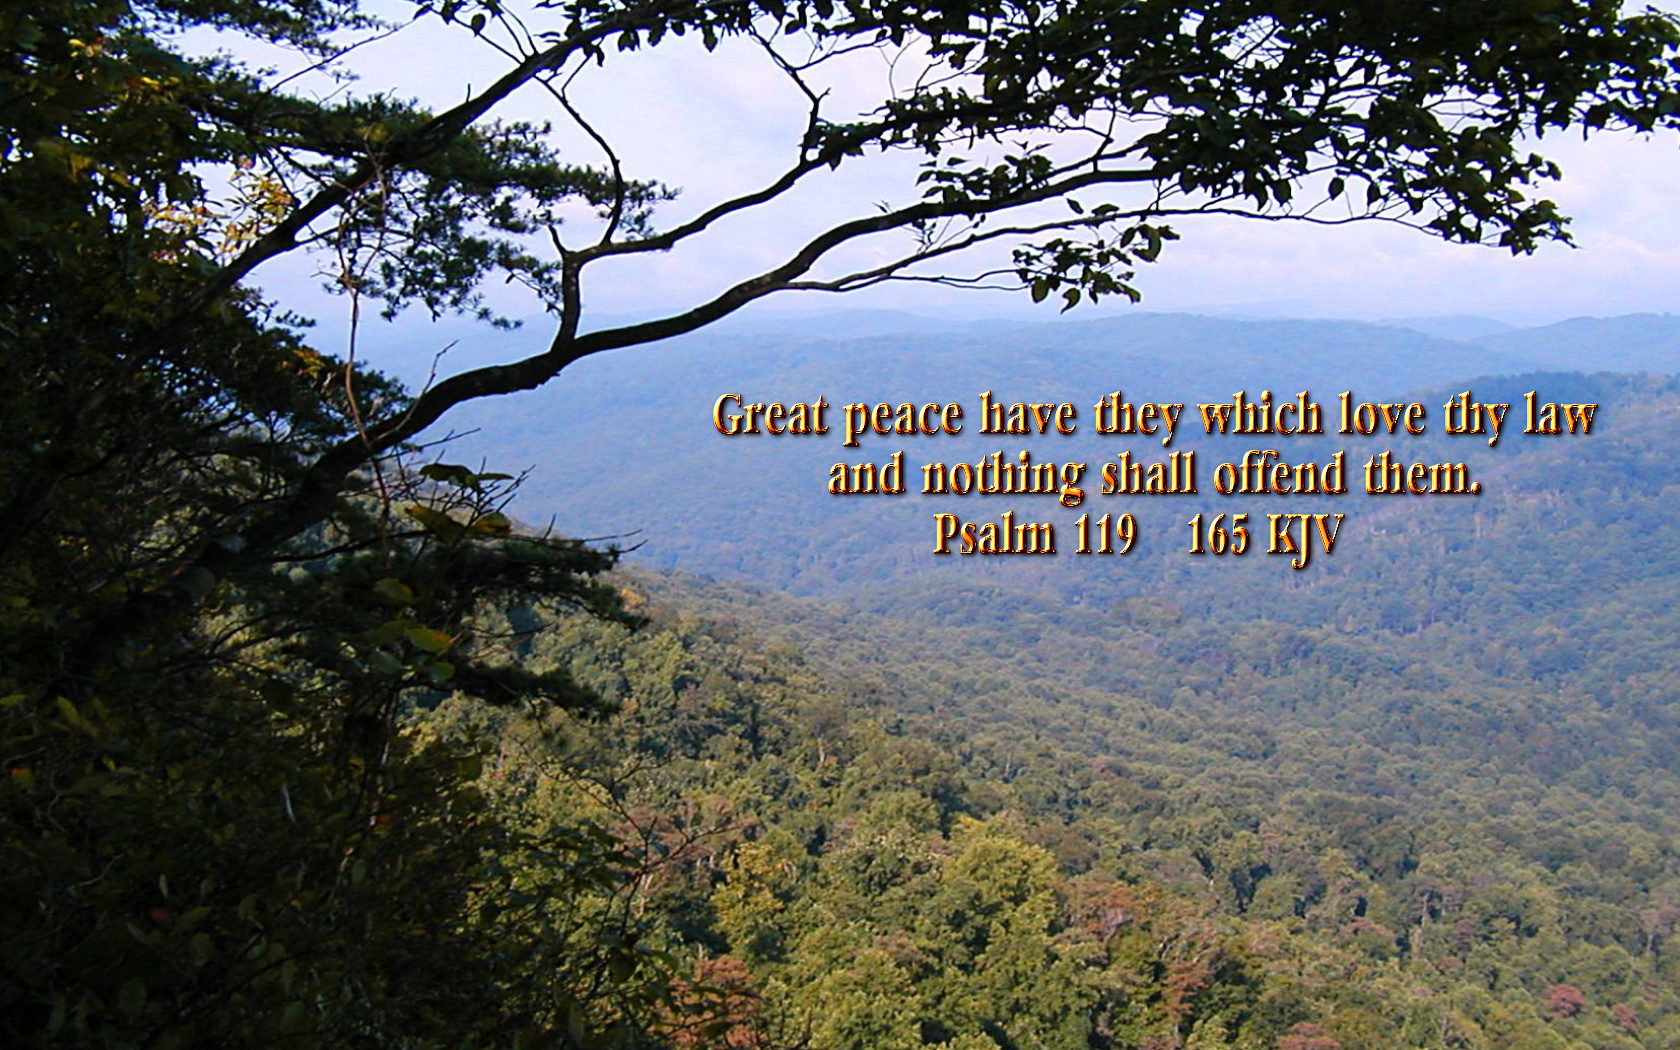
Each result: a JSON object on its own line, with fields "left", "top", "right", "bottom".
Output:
{"left": 782, "top": 212, "right": 1126, "bottom": 292}
{"left": 267, "top": 18, "right": 414, "bottom": 92}
{"left": 547, "top": 73, "right": 630, "bottom": 246}
{"left": 579, "top": 157, "right": 826, "bottom": 261}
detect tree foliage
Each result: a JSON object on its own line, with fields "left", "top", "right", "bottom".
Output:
{"left": 3, "top": 0, "right": 1680, "bottom": 1045}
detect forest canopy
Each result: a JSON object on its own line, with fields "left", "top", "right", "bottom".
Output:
{"left": 3, "top": 0, "right": 1680, "bottom": 1046}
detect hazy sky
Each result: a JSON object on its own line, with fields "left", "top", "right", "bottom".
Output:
{"left": 231, "top": 3, "right": 1680, "bottom": 332}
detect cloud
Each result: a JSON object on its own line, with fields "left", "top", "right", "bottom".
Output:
{"left": 222, "top": 5, "right": 1680, "bottom": 327}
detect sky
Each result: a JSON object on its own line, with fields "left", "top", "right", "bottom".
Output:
{"left": 224, "top": 2, "right": 1680, "bottom": 336}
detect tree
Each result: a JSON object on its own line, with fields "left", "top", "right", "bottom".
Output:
{"left": 1543, "top": 983, "right": 1588, "bottom": 1020}
{"left": 4, "top": 0, "right": 1680, "bottom": 1046}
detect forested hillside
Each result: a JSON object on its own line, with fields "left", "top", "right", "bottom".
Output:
{"left": 10, "top": 0, "right": 1680, "bottom": 1045}
{"left": 416, "top": 520, "right": 1680, "bottom": 1050}
{"left": 375, "top": 346, "right": 1680, "bottom": 1050}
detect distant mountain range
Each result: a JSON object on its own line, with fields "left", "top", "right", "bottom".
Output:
{"left": 358, "top": 310, "right": 1680, "bottom": 590}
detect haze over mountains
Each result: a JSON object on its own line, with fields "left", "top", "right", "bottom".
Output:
{"left": 363, "top": 309, "right": 1680, "bottom": 594}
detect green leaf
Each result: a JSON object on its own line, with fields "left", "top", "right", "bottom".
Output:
{"left": 406, "top": 627, "right": 453, "bottom": 654}
{"left": 178, "top": 905, "right": 212, "bottom": 928}
{"left": 279, "top": 1001, "right": 308, "bottom": 1035}
{"left": 404, "top": 504, "right": 467, "bottom": 542}
{"left": 55, "top": 696, "right": 94, "bottom": 735}
{"left": 419, "top": 463, "right": 478, "bottom": 488}
{"left": 117, "top": 977, "right": 147, "bottom": 1018}
{"left": 368, "top": 617, "right": 412, "bottom": 646}
{"left": 372, "top": 578, "right": 415, "bottom": 606}
{"left": 473, "top": 512, "right": 512, "bottom": 535}
{"left": 607, "top": 951, "right": 638, "bottom": 982}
